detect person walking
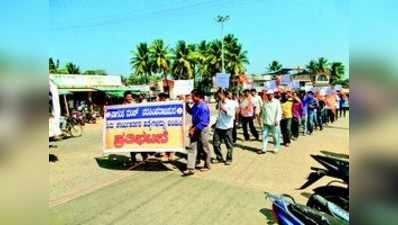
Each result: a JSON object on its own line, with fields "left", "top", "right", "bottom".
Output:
{"left": 300, "top": 91, "right": 309, "bottom": 136}
{"left": 291, "top": 92, "right": 303, "bottom": 140}
{"left": 183, "top": 89, "right": 211, "bottom": 176}
{"left": 341, "top": 93, "right": 349, "bottom": 117}
{"left": 280, "top": 92, "right": 293, "bottom": 147}
{"left": 123, "top": 91, "right": 148, "bottom": 164}
{"left": 258, "top": 90, "right": 282, "bottom": 154}
{"left": 251, "top": 88, "right": 263, "bottom": 125}
{"left": 239, "top": 89, "right": 259, "bottom": 141}
{"left": 305, "top": 91, "right": 318, "bottom": 134}
{"left": 227, "top": 92, "right": 240, "bottom": 144}
{"left": 212, "top": 89, "right": 236, "bottom": 165}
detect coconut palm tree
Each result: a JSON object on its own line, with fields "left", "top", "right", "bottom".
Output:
{"left": 207, "top": 40, "right": 223, "bottom": 76}
{"left": 329, "top": 62, "right": 345, "bottom": 84}
{"left": 225, "top": 41, "right": 249, "bottom": 76}
{"left": 130, "top": 42, "right": 151, "bottom": 83}
{"left": 65, "top": 62, "right": 80, "bottom": 74}
{"left": 149, "top": 39, "right": 170, "bottom": 92}
{"left": 172, "top": 40, "right": 194, "bottom": 80}
{"left": 267, "top": 60, "right": 282, "bottom": 72}
{"left": 49, "top": 57, "right": 60, "bottom": 73}
{"left": 316, "top": 57, "right": 329, "bottom": 73}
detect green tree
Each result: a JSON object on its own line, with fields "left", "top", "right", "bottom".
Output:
{"left": 130, "top": 42, "right": 151, "bottom": 83}
{"left": 149, "top": 39, "right": 170, "bottom": 91}
{"left": 65, "top": 62, "right": 80, "bottom": 74}
{"left": 329, "top": 62, "right": 345, "bottom": 84}
{"left": 267, "top": 60, "right": 282, "bottom": 72}
{"left": 225, "top": 41, "right": 248, "bottom": 76}
{"left": 172, "top": 40, "right": 194, "bottom": 80}
{"left": 83, "top": 69, "right": 107, "bottom": 75}
{"left": 224, "top": 34, "right": 248, "bottom": 76}
{"left": 316, "top": 57, "right": 329, "bottom": 73}
{"left": 207, "top": 39, "right": 223, "bottom": 76}
{"left": 49, "top": 57, "right": 60, "bottom": 73}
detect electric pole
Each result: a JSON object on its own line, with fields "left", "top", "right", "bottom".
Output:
{"left": 216, "top": 15, "right": 230, "bottom": 73}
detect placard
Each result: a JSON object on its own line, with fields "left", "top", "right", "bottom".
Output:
{"left": 103, "top": 101, "right": 186, "bottom": 153}
{"left": 264, "top": 80, "right": 277, "bottom": 91}
{"left": 214, "top": 73, "right": 230, "bottom": 89}
{"left": 173, "top": 79, "right": 194, "bottom": 96}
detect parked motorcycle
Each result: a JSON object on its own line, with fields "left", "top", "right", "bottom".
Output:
{"left": 267, "top": 192, "right": 348, "bottom": 225}
{"left": 298, "top": 154, "right": 349, "bottom": 212}
{"left": 71, "top": 110, "right": 85, "bottom": 126}
{"left": 77, "top": 104, "right": 96, "bottom": 124}
{"left": 61, "top": 115, "right": 83, "bottom": 137}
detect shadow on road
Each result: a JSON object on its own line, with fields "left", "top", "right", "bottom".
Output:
{"left": 95, "top": 154, "right": 131, "bottom": 170}
{"left": 95, "top": 154, "right": 187, "bottom": 172}
{"left": 259, "top": 208, "right": 277, "bottom": 225}
{"left": 234, "top": 142, "right": 261, "bottom": 153}
{"left": 327, "top": 126, "right": 349, "bottom": 130}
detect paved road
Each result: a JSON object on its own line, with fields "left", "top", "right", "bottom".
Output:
{"left": 49, "top": 113, "right": 349, "bottom": 225}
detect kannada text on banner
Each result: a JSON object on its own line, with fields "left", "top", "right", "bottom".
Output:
{"left": 103, "top": 101, "right": 186, "bottom": 153}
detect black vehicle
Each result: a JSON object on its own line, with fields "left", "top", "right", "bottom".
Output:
{"left": 298, "top": 154, "right": 349, "bottom": 212}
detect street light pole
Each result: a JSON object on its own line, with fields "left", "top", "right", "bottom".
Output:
{"left": 216, "top": 15, "right": 229, "bottom": 73}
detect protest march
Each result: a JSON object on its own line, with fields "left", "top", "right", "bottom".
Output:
{"left": 98, "top": 81, "right": 349, "bottom": 176}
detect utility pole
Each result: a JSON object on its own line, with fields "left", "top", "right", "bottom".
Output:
{"left": 216, "top": 15, "right": 230, "bottom": 73}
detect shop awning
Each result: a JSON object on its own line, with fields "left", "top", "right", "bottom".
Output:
{"left": 58, "top": 90, "right": 73, "bottom": 95}
{"left": 59, "top": 88, "right": 96, "bottom": 92}
{"left": 95, "top": 86, "right": 150, "bottom": 98}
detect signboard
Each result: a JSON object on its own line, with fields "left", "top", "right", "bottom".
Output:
{"left": 214, "top": 73, "right": 230, "bottom": 89}
{"left": 50, "top": 74, "right": 122, "bottom": 89}
{"left": 103, "top": 101, "right": 186, "bottom": 153}
{"left": 173, "top": 80, "right": 194, "bottom": 96}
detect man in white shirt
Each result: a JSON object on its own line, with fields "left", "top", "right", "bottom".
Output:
{"left": 259, "top": 90, "right": 282, "bottom": 154}
{"left": 251, "top": 88, "right": 263, "bottom": 124}
{"left": 212, "top": 89, "right": 236, "bottom": 165}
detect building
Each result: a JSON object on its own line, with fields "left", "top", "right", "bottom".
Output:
{"left": 264, "top": 67, "right": 330, "bottom": 88}
{"left": 49, "top": 74, "right": 149, "bottom": 116}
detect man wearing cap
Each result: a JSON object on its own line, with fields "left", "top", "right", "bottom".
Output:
{"left": 258, "top": 90, "right": 282, "bottom": 154}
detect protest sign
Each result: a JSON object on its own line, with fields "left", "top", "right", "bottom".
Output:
{"left": 214, "top": 73, "right": 230, "bottom": 89}
{"left": 281, "top": 74, "right": 291, "bottom": 85}
{"left": 264, "top": 80, "right": 277, "bottom": 91}
{"left": 304, "top": 85, "right": 313, "bottom": 92}
{"left": 334, "top": 84, "right": 342, "bottom": 91}
{"left": 173, "top": 79, "right": 193, "bottom": 96}
{"left": 243, "top": 78, "right": 253, "bottom": 89}
{"left": 288, "top": 80, "right": 300, "bottom": 89}
{"left": 103, "top": 101, "right": 186, "bottom": 153}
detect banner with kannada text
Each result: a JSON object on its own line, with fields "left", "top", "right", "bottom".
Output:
{"left": 103, "top": 101, "right": 186, "bottom": 153}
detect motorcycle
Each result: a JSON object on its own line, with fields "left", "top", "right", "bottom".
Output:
{"left": 71, "top": 110, "right": 85, "bottom": 126}
{"left": 61, "top": 115, "right": 83, "bottom": 137}
{"left": 298, "top": 154, "right": 349, "bottom": 212}
{"left": 266, "top": 192, "right": 348, "bottom": 225}
{"left": 77, "top": 104, "right": 96, "bottom": 124}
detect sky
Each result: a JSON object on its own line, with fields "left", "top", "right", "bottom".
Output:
{"left": 48, "top": 0, "right": 350, "bottom": 76}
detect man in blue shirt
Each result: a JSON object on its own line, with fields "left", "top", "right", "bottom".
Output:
{"left": 184, "top": 89, "right": 211, "bottom": 176}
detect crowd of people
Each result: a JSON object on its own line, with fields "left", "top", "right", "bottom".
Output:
{"left": 122, "top": 87, "right": 349, "bottom": 177}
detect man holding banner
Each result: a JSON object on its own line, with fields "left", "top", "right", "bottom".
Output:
{"left": 184, "top": 89, "right": 211, "bottom": 176}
